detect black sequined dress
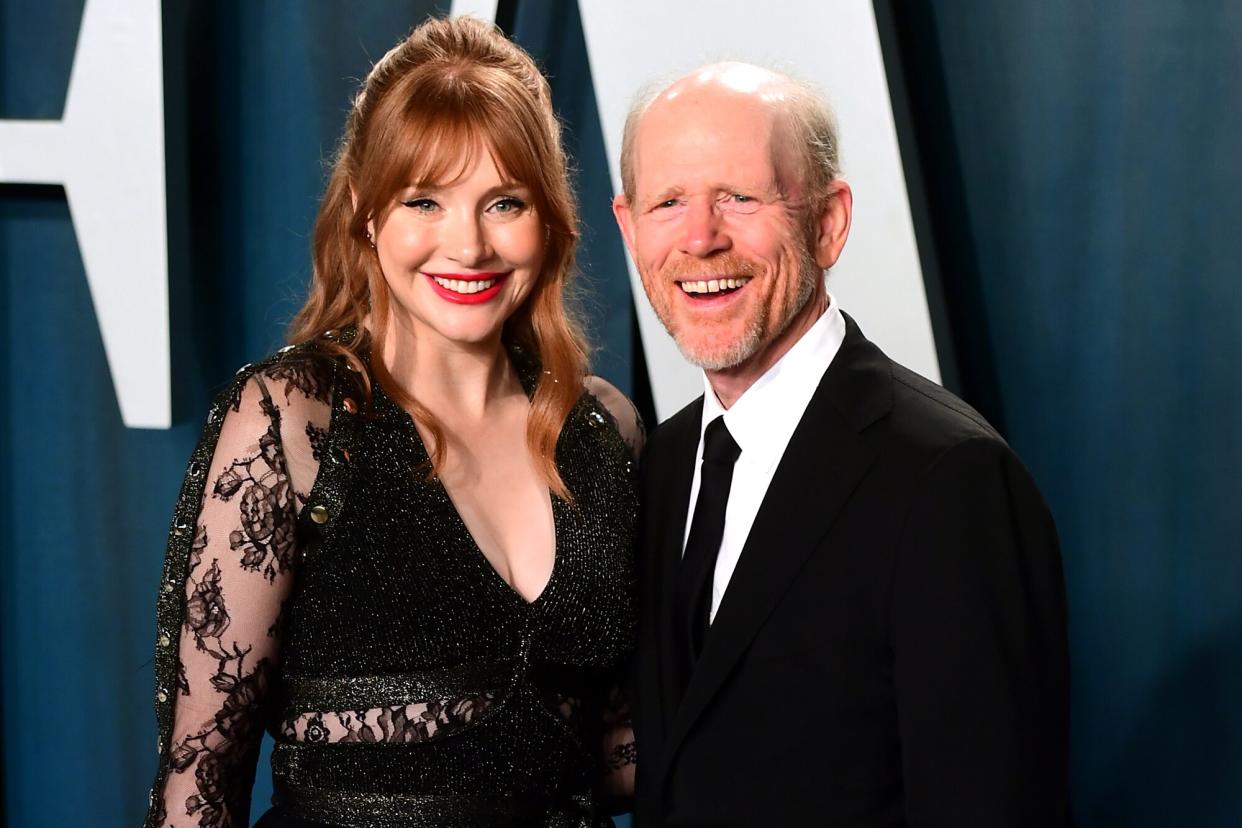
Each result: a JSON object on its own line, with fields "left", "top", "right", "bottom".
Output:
{"left": 144, "top": 337, "right": 638, "bottom": 827}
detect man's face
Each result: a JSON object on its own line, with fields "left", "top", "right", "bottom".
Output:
{"left": 614, "top": 84, "right": 826, "bottom": 372}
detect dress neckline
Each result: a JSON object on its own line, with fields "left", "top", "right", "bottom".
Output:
{"left": 364, "top": 349, "right": 563, "bottom": 608}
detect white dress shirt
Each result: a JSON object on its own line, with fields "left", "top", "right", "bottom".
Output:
{"left": 683, "top": 295, "right": 847, "bottom": 622}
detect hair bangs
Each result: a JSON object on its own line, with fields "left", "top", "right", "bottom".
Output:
{"left": 354, "top": 95, "right": 484, "bottom": 229}
{"left": 362, "top": 66, "right": 550, "bottom": 215}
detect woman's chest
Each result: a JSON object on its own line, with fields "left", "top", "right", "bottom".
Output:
{"left": 283, "top": 411, "right": 638, "bottom": 674}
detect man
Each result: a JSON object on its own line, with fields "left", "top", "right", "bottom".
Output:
{"left": 612, "top": 63, "right": 1070, "bottom": 826}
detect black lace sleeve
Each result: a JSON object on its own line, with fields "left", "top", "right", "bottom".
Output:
{"left": 600, "top": 682, "right": 636, "bottom": 802}
{"left": 146, "top": 359, "right": 331, "bottom": 828}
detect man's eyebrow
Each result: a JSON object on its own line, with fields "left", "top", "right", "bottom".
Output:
{"left": 715, "top": 177, "right": 780, "bottom": 195}
{"left": 641, "top": 186, "right": 684, "bottom": 207}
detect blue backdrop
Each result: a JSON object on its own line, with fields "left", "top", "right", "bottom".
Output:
{"left": 1, "top": 2, "right": 1238, "bottom": 825}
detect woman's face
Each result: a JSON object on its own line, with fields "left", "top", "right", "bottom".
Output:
{"left": 371, "top": 148, "right": 544, "bottom": 350}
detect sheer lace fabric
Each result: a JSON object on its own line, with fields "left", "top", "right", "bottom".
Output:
{"left": 156, "top": 367, "right": 326, "bottom": 827}
{"left": 279, "top": 695, "right": 497, "bottom": 744}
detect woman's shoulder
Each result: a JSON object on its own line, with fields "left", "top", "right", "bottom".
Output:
{"left": 215, "top": 339, "right": 344, "bottom": 420}
{"left": 194, "top": 342, "right": 346, "bottom": 478}
{"left": 252, "top": 345, "right": 339, "bottom": 411}
{"left": 201, "top": 339, "right": 354, "bottom": 501}
{"left": 582, "top": 375, "right": 645, "bottom": 458}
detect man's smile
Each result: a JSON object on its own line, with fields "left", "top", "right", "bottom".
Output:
{"left": 677, "top": 276, "right": 752, "bottom": 295}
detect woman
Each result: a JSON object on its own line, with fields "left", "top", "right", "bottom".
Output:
{"left": 145, "top": 17, "right": 641, "bottom": 827}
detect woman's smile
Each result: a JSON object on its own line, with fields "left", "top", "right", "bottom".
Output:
{"left": 423, "top": 271, "right": 512, "bottom": 304}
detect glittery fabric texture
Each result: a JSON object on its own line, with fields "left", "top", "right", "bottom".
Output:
{"left": 146, "top": 336, "right": 638, "bottom": 827}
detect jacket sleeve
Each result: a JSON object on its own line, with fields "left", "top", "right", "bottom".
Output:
{"left": 891, "top": 436, "right": 1071, "bottom": 827}
{"left": 146, "top": 367, "right": 328, "bottom": 828}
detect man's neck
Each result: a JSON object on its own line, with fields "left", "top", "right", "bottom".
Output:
{"left": 706, "top": 288, "right": 828, "bottom": 409}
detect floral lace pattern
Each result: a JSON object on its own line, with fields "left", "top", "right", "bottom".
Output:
{"left": 154, "top": 364, "right": 330, "bottom": 828}
{"left": 600, "top": 684, "right": 636, "bottom": 795}
{"left": 280, "top": 693, "right": 497, "bottom": 744}
{"left": 167, "top": 655, "right": 273, "bottom": 826}
{"left": 266, "top": 358, "right": 333, "bottom": 404}
{"left": 212, "top": 398, "right": 301, "bottom": 584}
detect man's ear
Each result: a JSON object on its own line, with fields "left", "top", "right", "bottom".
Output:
{"left": 612, "top": 194, "right": 638, "bottom": 258}
{"left": 813, "top": 180, "right": 853, "bottom": 270}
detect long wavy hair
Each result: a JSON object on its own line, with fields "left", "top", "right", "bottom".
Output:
{"left": 289, "top": 16, "right": 587, "bottom": 498}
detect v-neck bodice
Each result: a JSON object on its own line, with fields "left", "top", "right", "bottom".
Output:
{"left": 274, "top": 347, "right": 637, "bottom": 823}
{"left": 388, "top": 377, "right": 561, "bottom": 608}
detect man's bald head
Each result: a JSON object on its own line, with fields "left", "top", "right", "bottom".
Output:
{"left": 619, "top": 62, "right": 841, "bottom": 211}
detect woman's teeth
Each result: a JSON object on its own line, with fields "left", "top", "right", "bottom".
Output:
{"left": 680, "top": 277, "right": 752, "bottom": 294}
{"left": 433, "top": 276, "right": 497, "bottom": 294}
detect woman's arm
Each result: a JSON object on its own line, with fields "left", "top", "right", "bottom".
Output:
{"left": 148, "top": 364, "right": 329, "bottom": 827}
{"left": 600, "top": 683, "right": 638, "bottom": 801}
{"left": 583, "top": 375, "right": 646, "bottom": 458}
{"left": 583, "top": 375, "right": 642, "bottom": 803}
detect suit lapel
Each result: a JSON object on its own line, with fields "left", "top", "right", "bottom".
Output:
{"left": 658, "top": 315, "right": 892, "bottom": 781}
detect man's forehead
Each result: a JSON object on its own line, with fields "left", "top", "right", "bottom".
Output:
{"left": 637, "top": 64, "right": 793, "bottom": 150}
{"left": 662, "top": 62, "right": 792, "bottom": 104}
{"left": 641, "top": 81, "right": 780, "bottom": 150}
{"left": 634, "top": 89, "right": 798, "bottom": 184}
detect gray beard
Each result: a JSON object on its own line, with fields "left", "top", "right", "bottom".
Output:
{"left": 674, "top": 257, "right": 823, "bottom": 371}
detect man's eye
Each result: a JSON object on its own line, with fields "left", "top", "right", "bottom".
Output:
{"left": 655, "top": 199, "right": 679, "bottom": 210}
{"left": 402, "top": 198, "right": 439, "bottom": 213}
{"left": 721, "top": 193, "right": 761, "bottom": 214}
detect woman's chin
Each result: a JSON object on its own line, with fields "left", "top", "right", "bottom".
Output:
{"left": 424, "top": 322, "right": 507, "bottom": 350}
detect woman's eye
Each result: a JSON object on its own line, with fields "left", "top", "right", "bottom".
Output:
{"left": 489, "top": 196, "right": 527, "bottom": 215}
{"left": 402, "top": 198, "right": 439, "bottom": 213}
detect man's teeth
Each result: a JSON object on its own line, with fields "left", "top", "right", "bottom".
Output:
{"left": 680, "top": 277, "right": 752, "bottom": 294}
{"left": 433, "top": 276, "right": 497, "bottom": 294}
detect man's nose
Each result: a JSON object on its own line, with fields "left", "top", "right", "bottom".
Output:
{"left": 678, "top": 198, "right": 730, "bottom": 258}
{"left": 445, "top": 213, "right": 493, "bottom": 267}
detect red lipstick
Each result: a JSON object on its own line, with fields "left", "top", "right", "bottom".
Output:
{"left": 422, "top": 271, "right": 510, "bottom": 305}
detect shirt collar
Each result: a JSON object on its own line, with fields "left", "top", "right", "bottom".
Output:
{"left": 700, "top": 294, "right": 846, "bottom": 461}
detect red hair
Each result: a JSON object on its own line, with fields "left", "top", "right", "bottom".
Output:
{"left": 289, "top": 16, "right": 586, "bottom": 498}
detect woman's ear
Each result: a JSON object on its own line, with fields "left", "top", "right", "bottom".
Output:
{"left": 350, "top": 186, "right": 376, "bottom": 247}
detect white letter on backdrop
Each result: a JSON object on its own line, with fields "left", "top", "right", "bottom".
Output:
{"left": 0, "top": 0, "right": 169, "bottom": 428}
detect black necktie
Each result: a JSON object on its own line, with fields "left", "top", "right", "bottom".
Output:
{"left": 673, "top": 416, "right": 742, "bottom": 703}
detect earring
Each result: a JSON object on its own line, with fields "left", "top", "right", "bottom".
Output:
{"left": 364, "top": 228, "right": 376, "bottom": 250}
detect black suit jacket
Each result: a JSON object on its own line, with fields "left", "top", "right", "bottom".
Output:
{"left": 632, "top": 315, "right": 1070, "bottom": 827}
